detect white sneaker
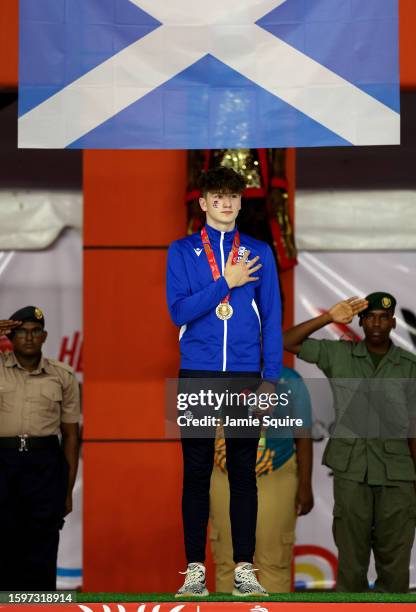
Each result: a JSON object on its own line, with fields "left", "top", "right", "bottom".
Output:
{"left": 232, "top": 563, "right": 269, "bottom": 597}
{"left": 175, "top": 563, "right": 209, "bottom": 597}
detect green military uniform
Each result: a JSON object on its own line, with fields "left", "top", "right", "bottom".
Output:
{"left": 299, "top": 336, "right": 416, "bottom": 592}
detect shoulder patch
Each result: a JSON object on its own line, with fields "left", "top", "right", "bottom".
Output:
{"left": 47, "top": 358, "right": 76, "bottom": 375}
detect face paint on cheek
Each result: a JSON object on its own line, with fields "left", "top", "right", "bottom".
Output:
{"left": 212, "top": 200, "right": 219, "bottom": 208}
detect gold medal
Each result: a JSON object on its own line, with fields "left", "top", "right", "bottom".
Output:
{"left": 216, "top": 303, "right": 233, "bottom": 320}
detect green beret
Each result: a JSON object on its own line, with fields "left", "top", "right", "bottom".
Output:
{"left": 360, "top": 292, "right": 396, "bottom": 317}
{"left": 9, "top": 305, "right": 45, "bottom": 326}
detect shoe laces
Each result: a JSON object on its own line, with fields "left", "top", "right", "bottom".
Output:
{"left": 236, "top": 564, "right": 261, "bottom": 585}
{"left": 179, "top": 564, "right": 205, "bottom": 585}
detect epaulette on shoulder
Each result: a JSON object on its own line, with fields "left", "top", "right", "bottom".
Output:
{"left": 47, "top": 358, "right": 76, "bottom": 375}
{"left": 1, "top": 351, "right": 13, "bottom": 364}
{"left": 338, "top": 338, "right": 359, "bottom": 348}
{"left": 398, "top": 348, "right": 416, "bottom": 364}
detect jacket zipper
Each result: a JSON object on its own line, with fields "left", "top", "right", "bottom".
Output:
{"left": 220, "top": 232, "right": 227, "bottom": 371}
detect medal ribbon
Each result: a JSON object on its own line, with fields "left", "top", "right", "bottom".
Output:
{"left": 201, "top": 227, "right": 240, "bottom": 304}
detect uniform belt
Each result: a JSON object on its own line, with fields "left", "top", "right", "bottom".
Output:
{"left": 0, "top": 435, "right": 60, "bottom": 451}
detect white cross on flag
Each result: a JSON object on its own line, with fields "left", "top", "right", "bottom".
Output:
{"left": 18, "top": 0, "right": 400, "bottom": 149}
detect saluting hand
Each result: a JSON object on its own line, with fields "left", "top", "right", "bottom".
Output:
{"left": 328, "top": 297, "right": 368, "bottom": 325}
{"left": 0, "top": 319, "right": 22, "bottom": 336}
{"left": 224, "top": 250, "right": 262, "bottom": 289}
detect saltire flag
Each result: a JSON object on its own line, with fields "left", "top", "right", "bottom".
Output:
{"left": 18, "top": 0, "right": 400, "bottom": 149}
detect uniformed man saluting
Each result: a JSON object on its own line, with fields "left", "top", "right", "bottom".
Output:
{"left": 0, "top": 306, "right": 80, "bottom": 591}
{"left": 284, "top": 293, "right": 416, "bottom": 593}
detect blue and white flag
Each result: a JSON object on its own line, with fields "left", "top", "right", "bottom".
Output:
{"left": 18, "top": 0, "right": 400, "bottom": 149}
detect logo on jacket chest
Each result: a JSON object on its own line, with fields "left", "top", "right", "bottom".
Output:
{"left": 193, "top": 243, "right": 252, "bottom": 263}
{"left": 237, "top": 246, "right": 247, "bottom": 262}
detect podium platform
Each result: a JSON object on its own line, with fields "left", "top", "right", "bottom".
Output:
{"left": 7, "top": 593, "right": 416, "bottom": 612}
{"left": 76, "top": 602, "right": 416, "bottom": 612}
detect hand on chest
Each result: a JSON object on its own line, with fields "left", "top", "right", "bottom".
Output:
{"left": 190, "top": 241, "right": 261, "bottom": 293}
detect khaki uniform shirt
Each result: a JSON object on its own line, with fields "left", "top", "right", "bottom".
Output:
{"left": 0, "top": 352, "right": 80, "bottom": 437}
{"left": 299, "top": 339, "right": 416, "bottom": 485}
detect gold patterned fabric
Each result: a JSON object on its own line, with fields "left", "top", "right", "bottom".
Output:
{"left": 212, "top": 149, "right": 262, "bottom": 189}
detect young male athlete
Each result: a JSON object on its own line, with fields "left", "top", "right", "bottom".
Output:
{"left": 167, "top": 167, "right": 282, "bottom": 597}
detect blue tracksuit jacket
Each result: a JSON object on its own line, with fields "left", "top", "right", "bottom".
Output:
{"left": 166, "top": 224, "right": 282, "bottom": 380}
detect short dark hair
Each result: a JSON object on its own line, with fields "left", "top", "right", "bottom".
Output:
{"left": 199, "top": 166, "right": 246, "bottom": 196}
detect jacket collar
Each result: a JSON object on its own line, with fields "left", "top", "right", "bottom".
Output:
{"left": 351, "top": 340, "right": 400, "bottom": 365}
{"left": 204, "top": 223, "right": 238, "bottom": 243}
{"left": 5, "top": 351, "right": 48, "bottom": 373}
